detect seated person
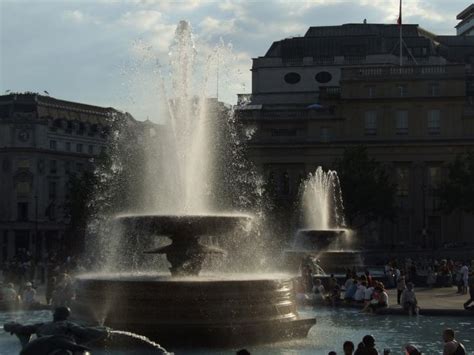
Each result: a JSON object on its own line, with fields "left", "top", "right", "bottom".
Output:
{"left": 354, "top": 281, "right": 367, "bottom": 304}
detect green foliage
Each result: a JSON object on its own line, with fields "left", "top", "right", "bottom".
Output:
{"left": 335, "top": 146, "right": 397, "bottom": 228}
{"left": 438, "top": 152, "right": 474, "bottom": 214}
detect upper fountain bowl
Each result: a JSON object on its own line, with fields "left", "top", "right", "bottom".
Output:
{"left": 116, "top": 214, "right": 253, "bottom": 238}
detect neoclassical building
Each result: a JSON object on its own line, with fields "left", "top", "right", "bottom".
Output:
{"left": 0, "top": 93, "right": 140, "bottom": 262}
{"left": 237, "top": 19, "right": 474, "bottom": 249}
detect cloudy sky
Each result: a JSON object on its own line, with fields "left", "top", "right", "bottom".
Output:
{"left": 0, "top": 0, "right": 468, "bottom": 121}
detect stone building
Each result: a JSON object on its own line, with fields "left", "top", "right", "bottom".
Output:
{"left": 237, "top": 21, "right": 474, "bottom": 249}
{"left": 0, "top": 93, "right": 137, "bottom": 262}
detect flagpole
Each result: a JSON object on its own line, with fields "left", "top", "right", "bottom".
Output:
{"left": 399, "top": 0, "right": 402, "bottom": 66}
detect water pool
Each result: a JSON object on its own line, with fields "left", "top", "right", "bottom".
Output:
{"left": 0, "top": 307, "right": 472, "bottom": 354}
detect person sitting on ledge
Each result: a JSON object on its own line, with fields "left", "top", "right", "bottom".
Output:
{"left": 401, "top": 282, "right": 419, "bottom": 316}
{"left": 362, "top": 284, "right": 388, "bottom": 313}
{"left": 4, "top": 306, "right": 109, "bottom": 352}
{"left": 442, "top": 328, "right": 466, "bottom": 355}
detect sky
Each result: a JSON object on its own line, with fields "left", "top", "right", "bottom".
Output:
{"left": 0, "top": 0, "right": 469, "bottom": 121}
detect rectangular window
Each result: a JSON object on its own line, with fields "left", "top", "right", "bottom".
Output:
{"left": 320, "top": 127, "right": 331, "bottom": 142}
{"left": 65, "top": 142, "right": 71, "bottom": 151}
{"left": 428, "top": 166, "right": 442, "bottom": 190}
{"left": 76, "top": 163, "right": 83, "bottom": 172}
{"left": 88, "top": 145, "right": 94, "bottom": 154}
{"left": 364, "top": 111, "right": 377, "bottom": 135}
{"left": 396, "top": 110, "right": 408, "bottom": 135}
{"left": 76, "top": 144, "right": 83, "bottom": 153}
{"left": 367, "top": 86, "right": 375, "bottom": 98}
{"left": 50, "top": 160, "right": 57, "bottom": 174}
{"left": 49, "top": 140, "right": 57, "bottom": 150}
{"left": 428, "top": 110, "right": 441, "bottom": 135}
{"left": 429, "top": 83, "right": 440, "bottom": 97}
{"left": 397, "top": 85, "right": 407, "bottom": 97}
{"left": 16, "top": 182, "right": 30, "bottom": 195}
{"left": 65, "top": 161, "right": 70, "bottom": 173}
{"left": 18, "top": 159, "right": 30, "bottom": 168}
{"left": 78, "top": 122, "right": 85, "bottom": 135}
{"left": 17, "top": 202, "right": 28, "bottom": 221}
{"left": 396, "top": 166, "right": 410, "bottom": 196}
{"left": 49, "top": 181, "right": 57, "bottom": 200}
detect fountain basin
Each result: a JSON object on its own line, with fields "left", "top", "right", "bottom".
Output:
{"left": 285, "top": 229, "right": 363, "bottom": 274}
{"left": 73, "top": 273, "right": 315, "bottom": 347}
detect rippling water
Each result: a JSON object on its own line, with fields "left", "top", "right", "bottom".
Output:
{"left": 0, "top": 308, "right": 472, "bottom": 354}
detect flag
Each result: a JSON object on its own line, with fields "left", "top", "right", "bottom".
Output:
{"left": 397, "top": 0, "right": 402, "bottom": 26}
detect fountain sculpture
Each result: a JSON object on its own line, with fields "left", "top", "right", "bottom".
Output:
{"left": 73, "top": 21, "right": 315, "bottom": 348}
{"left": 285, "top": 167, "right": 362, "bottom": 274}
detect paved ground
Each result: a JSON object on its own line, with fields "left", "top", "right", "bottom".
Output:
{"left": 386, "top": 287, "right": 470, "bottom": 310}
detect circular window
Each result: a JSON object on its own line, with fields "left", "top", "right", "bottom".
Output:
{"left": 284, "top": 72, "right": 301, "bottom": 84}
{"left": 315, "top": 71, "right": 332, "bottom": 83}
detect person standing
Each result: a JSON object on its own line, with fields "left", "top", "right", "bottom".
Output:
{"left": 463, "top": 271, "right": 474, "bottom": 310}
{"left": 397, "top": 273, "right": 406, "bottom": 305}
{"left": 460, "top": 262, "right": 469, "bottom": 295}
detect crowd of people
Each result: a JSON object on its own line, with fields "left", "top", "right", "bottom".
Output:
{"left": 383, "top": 257, "right": 472, "bottom": 293}
{"left": 323, "top": 329, "right": 466, "bottom": 355}
{"left": 0, "top": 250, "right": 92, "bottom": 310}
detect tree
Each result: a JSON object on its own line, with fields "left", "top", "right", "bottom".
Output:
{"left": 335, "top": 146, "right": 397, "bottom": 229}
{"left": 438, "top": 151, "right": 474, "bottom": 214}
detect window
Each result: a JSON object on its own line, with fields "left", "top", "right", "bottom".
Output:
{"left": 65, "top": 142, "right": 71, "bottom": 152}
{"left": 66, "top": 121, "right": 73, "bottom": 133}
{"left": 284, "top": 72, "right": 301, "bottom": 84}
{"left": 17, "top": 202, "right": 28, "bottom": 221}
{"left": 396, "top": 110, "right": 408, "bottom": 135}
{"left": 315, "top": 71, "right": 332, "bottom": 83}
{"left": 367, "top": 86, "right": 375, "bottom": 98}
{"left": 18, "top": 159, "right": 30, "bottom": 168}
{"left": 50, "top": 160, "right": 57, "bottom": 174}
{"left": 396, "top": 166, "right": 410, "bottom": 196}
{"left": 76, "top": 144, "right": 83, "bottom": 153}
{"left": 88, "top": 145, "right": 94, "bottom": 154}
{"left": 429, "top": 83, "right": 440, "bottom": 97}
{"left": 49, "top": 140, "right": 57, "bottom": 150}
{"left": 76, "top": 163, "right": 83, "bottom": 172}
{"left": 49, "top": 181, "right": 57, "bottom": 200}
{"left": 428, "top": 166, "right": 442, "bottom": 191}
{"left": 428, "top": 110, "right": 441, "bottom": 135}
{"left": 320, "top": 127, "right": 331, "bottom": 142}
{"left": 78, "top": 122, "right": 85, "bottom": 135}
{"left": 397, "top": 85, "right": 407, "bottom": 97}
{"left": 16, "top": 182, "right": 30, "bottom": 195}
{"left": 364, "top": 111, "right": 377, "bottom": 135}
{"left": 65, "top": 161, "right": 70, "bottom": 173}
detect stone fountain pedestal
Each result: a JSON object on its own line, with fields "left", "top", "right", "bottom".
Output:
{"left": 74, "top": 215, "right": 315, "bottom": 347}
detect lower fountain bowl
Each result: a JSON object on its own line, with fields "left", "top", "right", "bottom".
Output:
{"left": 73, "top": 273, "right": 315, "bottom": 347}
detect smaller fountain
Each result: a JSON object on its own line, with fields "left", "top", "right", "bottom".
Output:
{"left": 285, "top": 167, "right": 362, "bottom": 275}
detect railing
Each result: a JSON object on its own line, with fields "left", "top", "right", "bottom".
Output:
{"left": 343, "top": 65, "right": 463, "bottom": 80}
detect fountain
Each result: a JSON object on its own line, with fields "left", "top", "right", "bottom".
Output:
{"left": 285, "top": 167, "right": 362, "bottom": 275}
{"left": 73, "top": 21, "right": 315, "bottom": 348}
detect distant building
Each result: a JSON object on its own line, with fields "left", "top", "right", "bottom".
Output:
{"left": 237, "top": 21, "right": 474, "bottom": 249}
{"left": 456, "top": 4, "right": 474, "bottom": 36}
{"left": 0, "top": 93, "right": 139, "bottom": 262}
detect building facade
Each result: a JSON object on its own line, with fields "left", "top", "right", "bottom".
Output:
{"left": 237, "top": 22, "right": 474, "bottom": 249}
{"left": 0, "top": 93, "right": 135, "bottom": 262}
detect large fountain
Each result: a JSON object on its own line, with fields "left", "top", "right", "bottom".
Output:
{"left": 73, "top": 21, "right": 315, "bottom": 348}
{"left": 285, "top": 167, "right": 362, "bottom": 275}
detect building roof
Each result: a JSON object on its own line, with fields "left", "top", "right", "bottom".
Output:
{"left": 457, "top": 4, "right": 474, "bottom": 20}
{"left": 0, "top": 92, "right": 116, "bottom": 116}
{"left": 263, "top": 23, "right": 437, "bottom": 60}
